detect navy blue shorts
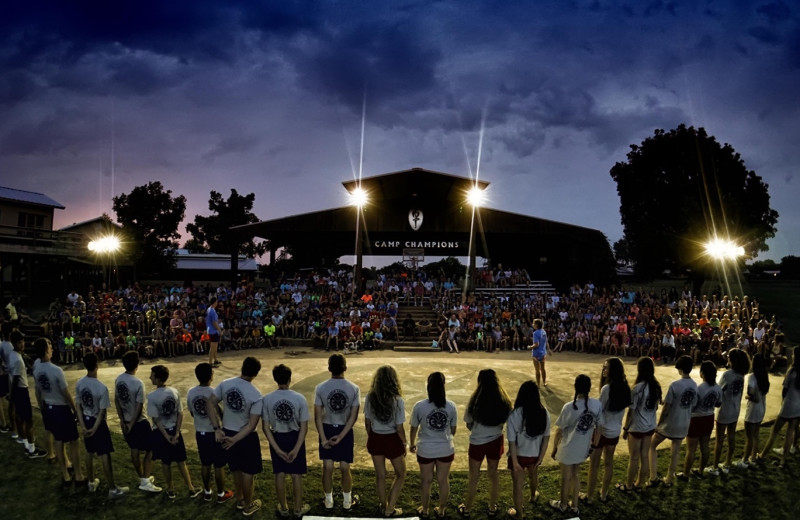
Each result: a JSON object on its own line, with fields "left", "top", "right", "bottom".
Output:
{"left": 151, "top": 426, "right": 187, "bottom": 464}
{"left": 224, "top": 429, "right": 263, "bottom": 475}
{"left": 319, "top": 424, "right": 354, "bottom": 463}
{"left": 0, "top": 373, "right": 9, "bottom": 397}
{"left": 11, "top": 386, "right": 32, "bottom": 422}
{"left": 196, "top": 430, "right": 227, "bottom": 468}
{"left": 208, "top": 333, "right": 220, "bottom": 343}
{"left": 270, "top": 430, "right": 307, "bottom": 475}
{"left": 44, "top": 404, "right": 79, "bottom": 442}
{"left": 124, "top": 419, "right": 153, "bottom": 451}
{"left": 83, "top": 416, "right": 114, "bottom": 455}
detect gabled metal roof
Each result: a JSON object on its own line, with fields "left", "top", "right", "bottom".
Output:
{"left": 0, "top": 186, "right": 65, "bottom": 209}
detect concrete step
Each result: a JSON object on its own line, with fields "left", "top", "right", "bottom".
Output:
{"left": 393, "top": 345, "right": 442, "bottom": 353}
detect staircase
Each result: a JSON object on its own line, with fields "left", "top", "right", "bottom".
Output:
{"left": 392, "top": 304, "right": 441, "bottom": 353}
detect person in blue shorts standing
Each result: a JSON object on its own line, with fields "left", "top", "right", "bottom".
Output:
{"left": 531, "top": 319, "right": 549, "bottom": 388}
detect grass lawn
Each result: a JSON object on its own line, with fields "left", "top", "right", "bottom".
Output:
{"left": 2, "top": 416, "right": 799, "bottom": 520}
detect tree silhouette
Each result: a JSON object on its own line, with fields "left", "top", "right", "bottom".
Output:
{"left": 185, "top": 189, "right": 267, "bottom": 258}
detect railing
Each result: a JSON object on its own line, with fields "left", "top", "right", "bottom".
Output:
{"left": 0, "top": 224, "right": 85, "bottom": 256}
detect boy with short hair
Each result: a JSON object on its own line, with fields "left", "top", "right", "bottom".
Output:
{"left": 8, "top": 331, "right": 47, "bottom": 458}
{"left": 115, "top": 351, "right": 162, "bottom": 492}
{"left": 147, "top": 364, "right": 202, "bottom": 499}
{"left": 314, "top": 353, "right": 360, "bottom": 511}
{"left": 32, "top": 338, "right": 86, "bottom": 484}
{"left": 76, "top": 352, "right": 129, "bottom": 498}
{"left": 207, "top": 356, "right": 263, "bottom": 516}
{"left": 262, "top": 364, "right": 311, "bottom": 517}
{"left": 187, "top": 362, "right": 234, "bottom": 503}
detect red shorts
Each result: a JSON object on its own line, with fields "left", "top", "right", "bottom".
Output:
{"left": 367, "top": 430, "right": 405, "bottom": 460}
{"left": 687, "top": 415, "right": 715, "bottom": 438}
{"left": 417, "top": 453, "right": 455, "bottom": 465}
{"left": 629, "top": 429, "right": 654, "bottom": 439}
{"left": 468, "top": 435, "right": 505, "bottom": 462}
{"left": 596, "top": 434, "right": 619, "bottom": 448}
{"left": 507, "top": 455, "right": 539, "bottom": 470}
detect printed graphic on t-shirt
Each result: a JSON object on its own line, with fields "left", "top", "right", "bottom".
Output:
{"left": 192, "top": 397, "right": 207, "bottom": 417}
{"left": 161, "top": 397, "right": 176, "bottom": 417}
{"left": 729, "top": 379, "right": 744, "bottom": 396}
{"left": 226, "top": 389, "right": 245, "bottom": 412}
{"left": 117, "top": 383, "right": 131, "bottom": 404}
{"left": 327, "top": 390, "right": 348, "bottom": 412}
{"left": 679, "top": 389, "right": 697, "bottom": 408}
{"left": 37, "top": 374, "right": 52, "bottom": 392}
{"left": 701, "top": 392, "right": 717, "bottom": 409}
{"left": 274, "top": 400, "right": 295, "bottom": 422}
{"left": 577, "top": 411, "right": 595, "bottom": 433}
{"left": 426, "top": 409, "right": 449, "bottom": 431}
{"left": 81, "top": 389, "right": 94, "bottom": 410}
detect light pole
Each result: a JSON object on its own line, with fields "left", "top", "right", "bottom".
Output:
{"left": 350, "top": 187, "right": 368, "bottom": 298}
{"left": 464, "top": 186, "right": 486, "bottom": 303}
{"left": 88, "top": 234, "right": 121, "bottom": 290}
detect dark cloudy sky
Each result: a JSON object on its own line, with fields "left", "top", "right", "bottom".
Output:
{"left": 1, "top": 0, "right": 798, "bottom": 262}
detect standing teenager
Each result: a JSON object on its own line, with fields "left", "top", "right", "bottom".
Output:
{"left": 618, "top": 357, "right": 661, "bottom": 493}
{"left": 531, "top": 319, "right": 549, "bottom": 388}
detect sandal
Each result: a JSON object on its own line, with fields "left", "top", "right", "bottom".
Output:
{"left": 598, "top": 494, "right": 609, "bottom": 504}
{"left": 487, "top": 507, "right": 498, "bottom": 517}
{"left": 434, "top": 506, "right": 447, "bottom": 519}
{"left": 615, "top": 482, "right": 634, "bottom": 494}
{"left": 417, "top": 507, "right": 430, "bottom": 519}
{"left": 506, "top": 507, "right": 520, "bottom": 520}
{"left": 578, "top": 492, "right": 593, "bottom": 505}
{"left": 548, "top": 500, "right": 567, "bottom": 513}
{"left": 662, "top": 478, "right": 673, "bottom": 488}
{"left": 457, "top": 504, "right": 470, "bottom": 518}
{"left": 384, "top": 508, "right": 403, "bottom": 518}
{"left": 529, "top": 491, "right": 540, "bottom": 503}
{"left": 646, "top": 478, "right": 662, "bottom": 488}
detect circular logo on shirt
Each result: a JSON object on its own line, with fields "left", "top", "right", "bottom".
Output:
{"left": 426, "top": 409, "right": 449, "bottom": 431}
{"left": 576, "top": 410, "right": 595, "bottom": 433}
{"left": 729, "top": 379, "right": 744, "bottom": 396}
{"left": 327, "top": 389, "right": 348, "bottom": 412}
{"left": 161, "top": 397, "right": 177, "bottom": 417}
{"left": 679, "top": 389, "right": 697, "bottom": 408}
{"left": 116, "top": 383, "right": 131, "bottom": 404}
{"left": 192, "top": 397, "right": 208, "bottom": 417}
{"left": 226, "top": 389, "right": 245, "bottom": 412}
{"left": 37, "top": 374, "right": 52, "bottom": 393}
{"left": 701, "top": 392, "right": 718, "bottom": 409}
{"left": 274, "top": 399, "right": 295, "bottom": 422}
{"left": 80, "top": 388, "right": 94, "bottom": 410}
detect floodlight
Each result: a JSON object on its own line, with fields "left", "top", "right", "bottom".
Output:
{"left": 350, "top": 187, "right": 368, "bottom": 208}
{"left": 704, "top": 238, "right": 744, "bottom": 261}
{"left": 88, "top": 235, "right": 121, "bottom": 254}
{"left": 466, "top": 186, "right": 485, "bottom": 207}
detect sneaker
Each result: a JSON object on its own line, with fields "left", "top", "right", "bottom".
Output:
{"left": 276, "top": 505, "right": 290, "bottom": 517}
{"left": 773, "top": 448, "right": 784, "bottom": 456}
{"left": 0, "top": 425, "right": 10, "bottom": 433}
{"left": 16, "top": 437, "right": 25, "bottom": 444}
{"left": 323, "top": 496, "right": 334, "bottom": 511}
{"left": 243, "top": 499, "right": 262, "bottom": 517}
{"left": 703, "top": 466, "right": 719, "bottom": 476}
{"left": 675, "top": 472, "right": 689, "bottom": 482}
{"left": 204, "top": 490, "right": 213, "bottom": 502}
{"left": 294, "top": 504, "right": 311, "bottom": 518}
{"left": 28, "top": 448, "right": 48, "bottom": 459}
{"left": 88, "top": 478, "right": 100, "bottom": 492}
{"left": 189, "top": 488, "right": 203, "bottom": 499}
{"left": 218, "top": 490, "right": 234, "bottom": 504}
{"left": 11, "top": 433, "right": 19, "bottom": 439}
{"left": 691, "top": 469, "right": 704, "bottom": 479}
{"left": 167, "top": 490, "right": 177, "bottom": 500}
{"left": 139, "top": 480, "right": 162, "bottom": 493}
{"left": 343, "top": 494, "right": 359, "bottom": 512}
{"left": 109, "top": 487, "right": 128, "bottom": 499}
{"left": 732, "top": 460, "right": 749, "bottom": 470}
{"left": 717, "top": 464, "right": 730, "bottom": 474}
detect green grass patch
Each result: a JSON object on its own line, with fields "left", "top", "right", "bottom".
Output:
{"left": 2, "top": 418, "right": 800, "bottom": 520}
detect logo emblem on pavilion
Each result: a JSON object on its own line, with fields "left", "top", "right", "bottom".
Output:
{"left": 408, "top": 209, "right": 423, "bottom": 231}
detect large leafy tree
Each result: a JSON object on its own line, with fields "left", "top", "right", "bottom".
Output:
{"left": 112, "top": 181, "right": 187, "bottom": 276}
{"left": 610, "top": 125, "right": 778, "bottom": 287}
{"left": 185, "top": 189, "right": 267, "bottom": 258}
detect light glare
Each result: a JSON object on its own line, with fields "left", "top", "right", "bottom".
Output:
{"left": 704, "top": 238, "right": 744, "bottom": 260}
{"left": 350, "top": 187, "right": 368, "bottom": 207}
{"left": 466, "top": 186, "right": 485, "bottom": 207}
{"left": 88, "top": 235, "right": 121, "bottom": 254}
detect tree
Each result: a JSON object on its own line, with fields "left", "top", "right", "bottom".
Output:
{"left": 610, "top": 125, "right": 778, "bottom": 290}
{"left": 113, "top": 181, "right": 187, "bottom": 276}
{"left": 185, "top": 189, "right": 267, "bottom": 258}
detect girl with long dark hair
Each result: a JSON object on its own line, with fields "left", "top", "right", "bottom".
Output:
{"left": 364, "top": 366, "right": 407, "bottom": 517}
{"left": 458, "top": 370, "right": 512, "bottom": 518}
{"left": 586, "top": 357, "right": 630, "bottom": 502}
{"left": 410, "top": 372, "right": 457, "bottom": 519}
{"left": 712, "top": 348, "right": 750, "bottom": 473}
{"left": 742, "top": 354, "right": 770, "bottom": 465}
{"left": 759, "top": 348, "right": 800, "bottom": 466}
{"left": 506, "top": 381, "right": 550, "bottom": 520}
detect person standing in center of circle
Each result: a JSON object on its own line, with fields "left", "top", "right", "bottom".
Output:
{"left": 315, "top": 353, "right": 361, "bottom": 512}
{"left": 531, "top": 319, "right": 549, "bottom": 388}
{"left": 410, "top": 372, "right": 458, "bottom": 520}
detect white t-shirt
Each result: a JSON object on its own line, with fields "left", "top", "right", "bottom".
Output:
{"left": 411, "top": 398, "right": 457, "bottom": 458}
{"left": 187, "top": 385, "right": 217, "bottom": 433}
{"left": 314, "top": 378, "right": 360, "bottom": 426}
{"left": 147, "top": 386, "right": 182, "bottom": 430}
{"left": 75, "top": 376, "right": 111, "bottom": 418}
{"left": 629, "top": 382, "right": 658, "bottom": 433}
{"left": 554, "top": 398, "right": 603, "bottom": 465}
{"left": 598, "top": 384, "right": 626, "bottom": 438}
{"left": 115, "top": 372, "right": 146, "bottom": 423}
{"left": 364, "top": 394, "right": 405, "bottom": 434}
{"left": 744, "top": 374, "right": 766, "bottom": 424}
{"left": 657, "top": 377, "right": 698, "bottom": 438}
{"left": 717, "top": 370, "right": 745, "bottom": 424}
{"left": 780, "top": 370, "right": 800, "bottom": 419}
{"left": 33, "top": 361, "right": 69, "bottom": 406}
{"left": 262, "top": 388, "right": 310, "bottom": 433}
{"left": 692, "top": 382, "right": 722, "bottom": 417}
{"left": 506, "top": 407, "right": 550, "bottom": 458}
{"left": 214, "top": 376, "right": 262, "bottom": 432}
{"left": 464, "top": 408, "right": 505, "bottom": 445}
